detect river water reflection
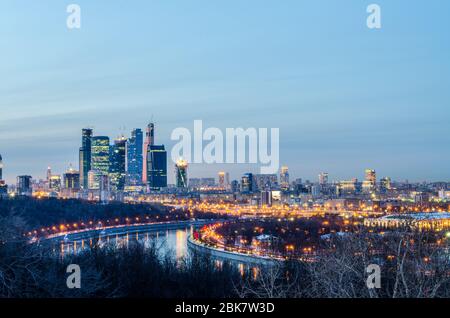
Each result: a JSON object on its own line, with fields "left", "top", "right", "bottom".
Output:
{"left": 52, "top": 225, "right": 260, "bottom": 279}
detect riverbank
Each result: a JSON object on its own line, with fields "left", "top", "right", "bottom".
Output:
{"left": 187, "top": 235, "right": 281, "bottom": 265}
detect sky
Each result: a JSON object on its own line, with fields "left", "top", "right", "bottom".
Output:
{"left": 1, "top": 0, "right": 450, "bottom": 184}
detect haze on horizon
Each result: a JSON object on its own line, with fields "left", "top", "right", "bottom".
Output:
{"left": 1, "top": 0, "right": 449, "bottom": 184}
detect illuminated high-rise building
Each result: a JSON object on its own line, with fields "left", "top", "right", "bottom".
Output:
{"left": 363, "top": 169, "right": 376, "bottom": 193}
{"left": 218, "top": 171, "right": 230, "bottom": 190}
{"left": 17, "top": 175, "right": 32, "bottom": 196}
{"left": 254, "top": 174, "right": 277, "bottom": 191}
{"left": 319, "top": 172, "right": 329, "bottom": 185}
{"left": 49, "top": 175, "right": 62, "bottom": 192}
{"left": 280, "top": 166, "right": 289, "bottom": 190}
{"left": 79, "top": 128, "right": 93, "bottom": 189}
{"left": 63, "top": 167, "right": 80, "bottom": 190}
{"left": 0, "top": 155, "right": 7, "bottom": 196}
{"left": 261, "top": 190, "right": 272, "bottom": 207}
{"left": 175, "top": 159, "right": 188, "bottom": 188}
{"left": 143, "top": 122, "right": 155, "bottom": 184}
{"left": 126, "top": 128, "right": 143, "bottom": 186}
{"left": 0, "top": 154, "right": 3, "bottom": 181}
{"left": 147, "top": 145, "right": 167, "bottom": 190}
{"left": 91, "top": 136, "right": 110, "bottom": 175}
{"left": 380, "top": 177, "right": 392, "bottom": 193}
{"left": 109, "top": 136, "right": 127, "bottom": 191}
{"left": 241, "top": 173, "right": 254, "bottom": 193}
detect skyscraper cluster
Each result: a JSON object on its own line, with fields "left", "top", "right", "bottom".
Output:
{"left": 78, "top": 122, "right": 168, "bottom": 197}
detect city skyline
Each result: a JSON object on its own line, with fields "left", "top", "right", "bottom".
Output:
{"left": 1, "top": 1, "right": 450, "bottom": 183}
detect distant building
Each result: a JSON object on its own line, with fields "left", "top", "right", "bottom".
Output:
{"left": 126, "top": 128, "right": 143, "bottom": 186}
{"left": 79, "top": 128, "right": 93, "bottom": 189}
{"left": 231, "top": 180, "right": 240, "bottom": 193}
{"left": 189, "top": 178, "right": 216, "bottom": 189}
{"left": 175, "top": 159, "right": 188, "bottom": 188}
{"left": 254, "top": 174, "right": 278, "bottom": 191}
{"left": 49, "top": 175, "right": 62, "bottom": 192}
{"left": 17, "top": 175, "right": 32, "bottom": 196}
{"left": 0, "top": 155, "right": 7, "bottom": 197}
{"left": 311, "top": 185, "right": 321, "bottom": 198}
{"left": 365, "top": 213, "right": 450, "bottom": 230}
{"left": 319, "top": 172, "right": 329, "bottom": 185}
{"left": 280, "top": 166, "right": 289, "bottom": 191}
{"left": 363, "top": 169, "right": 376, "bottom": 193}
{"left": 261, "top": 190, "right": 272, "bottom": 207}
{"left": 337, "top": 178, "right": 359, "bottom": 196}
{"left": 241, "top": 173, "right": 254, "bottom": 193}
{"left": 380, "top": 177, "right": 392, "bottom": 193}
{"left": 147, "top": 145, "right": 168, "bottom": 190}
{"left": 110, "top": 136, "right": 127, "bottom": 191}
{"left": 143, "top": 122, "right": 155, "bottom": 184}
{"left": 0, "top": 153, "right": 3, "bottom": 181}
{"left": 0, "top": 181, "right": 7, "bottom": 197}
{"left": 88, "top": 170, "right": 105, "bottom": 190}
{"left": 63, "top": 167, "right": 80, "bottom": 190}
{"left": 91, "top": 136, "right": 110, "bottom": 175}
{"left": 218, "top": 171, "right": 230, "bottom": 190}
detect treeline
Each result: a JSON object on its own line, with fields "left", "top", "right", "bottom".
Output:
{"left": 0, "top": 197, "right": 224, "bottom": 231}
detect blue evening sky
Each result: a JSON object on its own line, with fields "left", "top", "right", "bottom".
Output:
{"left": 1, "top": 0, "right": 449, "bottom": 184}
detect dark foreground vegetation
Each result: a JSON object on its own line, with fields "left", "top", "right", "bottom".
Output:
{"left": 1, "top": 198, "right": 450, "bottom": 298}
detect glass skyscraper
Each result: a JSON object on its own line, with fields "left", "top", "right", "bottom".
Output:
{"left": 110, "top": 136, "right": 127, "bottom": 191}
{"left": 175, "top": 159, "right": 188, "bottom": 188}
{"left": 143, "top": 122, "right": 155, "bottom": 184}
{"left": 126, "top": 128, "right": 143, "bottom": 186}
{"left": 79, "top": 128, "right": 93, "bottom": 189}
{"left": 147, "top": 145, "right": 167, "bottom": 190}
{"left": 91, "top": 136, "right": 110, "bottom": 175}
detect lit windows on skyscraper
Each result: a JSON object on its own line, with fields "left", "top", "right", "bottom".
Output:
{"left": 79, "top": 128, "right": 93, "bottom": 189}
{"left": 91, "top": 136, "right": 110, "bottom": 175}
{"left": 147, "top": 145, "right": 167, "bottom": 190}
{"left": 241, "top": 173, "right": 254, "bottom": 193}
{"left": 17, "top": 175, "right": 32, "bottom": 196}
{"left": 126, "top": 128, "right": 143, "bottom": 186}
{"left": 280, "top": 166, "right": 289, "bottom": 191}
{"left": 175, "top": 159, "right": 188, "bottom": 188}
{"left": 110, "top": 136, "right": 127, "bottom": 191}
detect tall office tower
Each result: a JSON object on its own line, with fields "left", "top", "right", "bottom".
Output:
{"left": 0, "top": 154, "right": 3, "bottom": 180}
{"left": 46, "top": 166, "right": 52, "bottom": 182}
{"left": 63, "top": 167, "right": 80, "bottom": 190}
{"left": 17, "top": 175, "right": 32, "bottom": 196}
{"left": 110, "top": 136, "right": 127, "bottom": 191}
{"left": 231, "top": 180, "right": 239, "bottom": 193}
{"left": 49, "top": 175, "right": 62, "bottom": 192}
{"left": 280, "top": 166, "right": 289, "bottom": 190}
{"left": 147, "top": 145, "right": 168, "bottom": 190}
{"left": 241, "top": 173, "right": 254, "bottom": 193}
{"left": 261, "top": 190, "right": 273, "bottom": 207}
{"left": 88, "top": 170, "right": 103, "bottom": 190}
{"left": 91, "top": 136, "right": 110, "bottom": 175}
{"left": 126, "top": 128, "right": 143, "bottom": 186}
{"left": 319, "top": 172, "right": 329, "bottom": 185}
{"left": 175, "top": 159, "right": 188, "bottom": 188}
{"left": 142, "top": 122, "right": 155, "bottom": 184}
{"left": 363, "top": 169, "right": 377, "bottom": 193}
{"left": 218, "top": 171, "right": 230, "bottom": 189}
{"left": 380, "top": 177, "right": 392, "bottom": 193}
{"left": 0, "top": 154, "right": 7, "bottom": 196}
{"left": 79, "top": 128, "right": 93, "bottom": 189}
